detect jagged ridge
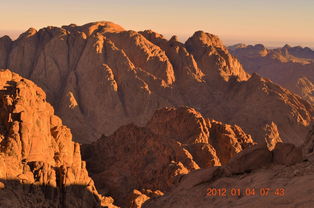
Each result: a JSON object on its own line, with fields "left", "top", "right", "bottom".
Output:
{"left": 229, "top": 43, "right": 314, "bottom": 104}
{"left": 143, "top": 126, "right": 314, "bottom": 208}
{"left": 82, "top": 106, "right": 255, "bottom": 207}
{"left": 0, "top": 21, "right": 312, "bottom": 145}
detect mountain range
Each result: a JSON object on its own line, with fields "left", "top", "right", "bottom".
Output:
{"left": 0, "top": 22, "right": 312, "bottom": 146}
{"left": 229, "top": 44, "right": 314, "bottom": 104}
{"left": 0, "top": 21, "right": 313, "bottom": 207}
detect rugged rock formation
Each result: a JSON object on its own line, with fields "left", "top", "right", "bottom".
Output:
{"left": 297, "top": 77, "right": 314, "bottom": 104}
{"left": 0, "top": 70, "right": 116, "bottom": 208}
{"left": 303, "top": 125, "right": 314, "bottom": 161}
{"left": 282, "top": 44, "right": 314, "bottom": 60}
{"left": 0, "top": 21, "right": 312, "bottom": 145}
{"left": 264, "top": 122, "right": 282, "bottom": 151}
{"left": 81, "top": 107, "right": 255, "bottom": 207}
{"left": 143, "top": 128, "right": 314, "bottom": 208}
{"left": 229, "top": 44, "right": 314, "bottom": 104}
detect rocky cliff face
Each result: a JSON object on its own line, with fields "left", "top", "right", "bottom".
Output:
{"left": 82, "top": 107, "right": 255, "bottom": 207}
{"left": 229, "top": 44, "right": 314, "bottom": 105}
{"left": 0, "top": 21, "right": 312, "bottom": 145}
{"left": 143, "top": 126, "right": 314, "bottom": 208}
{"left": 0, "top": 70, "right": 116, "bottom": 208}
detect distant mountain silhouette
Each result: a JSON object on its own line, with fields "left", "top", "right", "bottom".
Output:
{"left": 229, "top": 43, "right": 314, "bottom": 104}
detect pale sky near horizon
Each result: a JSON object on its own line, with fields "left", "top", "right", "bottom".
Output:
{"left": 1, "top": 0, "right": 314, "bottom": 48}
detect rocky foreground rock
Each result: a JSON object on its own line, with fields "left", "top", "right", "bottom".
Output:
{"left": 0, "top": 69, "right": 260, "bottom": 208}
{"left": 82, "top": 107, "right": 255, "bottom": 207}
{"left": 0, "top": 70, "right": 116, "bottom": 208}
{"left": 229, "top": 44, "right": 314, "bottom": 104}
{"left": 143, "top": 126, "right": 314, "bottom": 208}
{"left": 0, "top": 21, "right": 312, "bottom": 145}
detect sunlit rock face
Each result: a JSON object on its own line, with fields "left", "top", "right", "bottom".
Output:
{"left": 143, "top": 128, "right": 314, "bottom": 208}
{"left": 0, "top": 69, "right": 117, "bottom": 208}
{"left": 81, "top": 106, "right": 255, "bottom": 207}
{"left": 0, "top": 21, "right": 312, "bottom": 146}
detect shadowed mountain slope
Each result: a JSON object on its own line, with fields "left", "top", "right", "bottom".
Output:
{"left": 229, "top": 44, "right": 314, "bottom": 104}
{"left": 0, "top": 21, "right": 312, "bottom": 145}
{"left": 82, "top": 106, "right": 255, "bottom": 207}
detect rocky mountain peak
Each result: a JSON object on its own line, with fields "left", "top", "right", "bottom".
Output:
{"left": 62, "top": 21, "right": 125, "bottom": 36}
{"left": 186, "top": 31, "right": 224, "bottom": 49}
{"left": 0, "top": 21, "right": 312, "bottom": 146}
{"left": 17, "top": 28, "right": 37, "bottom": 40}
{"left": 0, "top": 69, "right": 116, "bottom": 207}
{"left": 0, "top": 35, "right": 12, "bottom": 42}
{"left": 185, "top": 31, "right": 250, "bottom": 82}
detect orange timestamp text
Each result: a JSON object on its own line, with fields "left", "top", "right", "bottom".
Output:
{"left": 206, "top": 187, "right": 285, "bottom": 197}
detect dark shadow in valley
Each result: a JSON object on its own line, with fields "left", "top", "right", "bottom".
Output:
{"left": 0, "top": 178, "right": 104, "bottom": 208}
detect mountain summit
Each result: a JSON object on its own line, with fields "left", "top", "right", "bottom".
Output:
{"left": 0, "top": 21, "right": 312, "bottom": 145}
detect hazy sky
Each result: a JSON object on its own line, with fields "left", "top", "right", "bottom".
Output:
{"left": 1, "top": 0, "right": 314, "bottom": 47}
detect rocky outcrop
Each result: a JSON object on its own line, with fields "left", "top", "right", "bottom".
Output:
{"left": 82, "top": 107, "right": 255, "bottom": 207}
{"left": 297, "top": 77, "right": 314, "bottom": 104}
{"left": 185, "top": 31, "right": 250, "bottom": 83}
{"left": 0, "top": 70, "right": 116, "bottom": 208}
{"left": 0, "top": 21, "right": 312, "bottom": 145}
{"left": 303, "top": 125, "right": 314, "bottom": 161}
{"left": 264, "top": 122, "right": 282, "bottom": 150}
{"left": 143, "top": 129, "right": 314, "bottom": 208}
{"left": 229, "top": 43, "right": 314, "bottom": 105}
